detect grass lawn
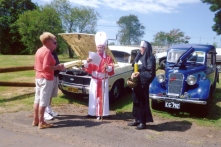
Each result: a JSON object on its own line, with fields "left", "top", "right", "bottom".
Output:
{"left": 0, "top": 55, "right": 221, "bottom": 128}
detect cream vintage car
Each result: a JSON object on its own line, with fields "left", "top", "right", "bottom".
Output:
{"left": 58, "top": 33, "right": 140, "bottom": 102}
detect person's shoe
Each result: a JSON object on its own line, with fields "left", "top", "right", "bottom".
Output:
{"left": 44, "top": 112, "right": 54, "bottom": 120}
{"left": 127, "top": 121, "right": 139, "bottom": 126}
{"left": 49, "top": 110, "right": 59, "bottom": 117}
{"left": 46, "top": 106, "right": 58, "bottom": 117}
{"left": 136, "top": 123, "right": 146, "bottom": 130}
{"left": 38, "top": 123, "right": 54, "bottom": 129}
{"left": 96, "top": 116, "right": 101, "bottom": 120}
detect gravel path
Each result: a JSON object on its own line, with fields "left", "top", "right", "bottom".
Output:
{"left": 0, "top": 104, "right": 220, "bottom": 147}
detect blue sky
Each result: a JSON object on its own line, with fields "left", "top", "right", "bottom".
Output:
{"left": 32, "top": 0, "right": 221, "bottom": 46}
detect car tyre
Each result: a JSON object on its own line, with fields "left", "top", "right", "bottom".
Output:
{"left": 109, "top": 81, "right": 124, "bottom": 103}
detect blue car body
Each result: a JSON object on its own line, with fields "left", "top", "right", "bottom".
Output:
{"left": 149, "top": 44, "right": 219, "bottom": 111}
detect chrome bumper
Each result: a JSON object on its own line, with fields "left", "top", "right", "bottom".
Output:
{"left": 58, "top": 83, "right": 90, "bottom": 95}
{"left": 149, "top": 94, "right": 207, "bottom": 105}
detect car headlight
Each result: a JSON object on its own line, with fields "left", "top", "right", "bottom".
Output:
{"left": 186, "top": 75, "right": 196, "bottom": 85}
{"left": 157, "top": 74, "right": 165, "bottom": 83}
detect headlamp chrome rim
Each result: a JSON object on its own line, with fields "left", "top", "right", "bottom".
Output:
{"left": 157, "top": 74, "right": 165, "bottom": 83}
{"left": 187, "top": 75, "right": 196, "bottom": 85}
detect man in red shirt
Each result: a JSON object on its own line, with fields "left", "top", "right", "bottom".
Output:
{"left": 33, "top": 32, "right": 64, "bottom": 129}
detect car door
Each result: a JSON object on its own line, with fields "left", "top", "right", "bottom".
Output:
{"left": 206, "top": 51, "right": 216, "bottom": 84}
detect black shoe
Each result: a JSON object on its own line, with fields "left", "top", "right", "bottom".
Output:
{"left": 127, "top": 121, "right": 139, "bottom": 126}
{"left": 136, "top": 123, "right": 146, "bottom": 130}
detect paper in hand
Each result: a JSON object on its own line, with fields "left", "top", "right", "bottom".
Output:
{"left": 88, "top": 51, "right": 102, "bottom": 66}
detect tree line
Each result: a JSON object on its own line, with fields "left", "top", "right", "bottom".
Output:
{"left": 2, "top": 0, "right": 219, "bottom": 56}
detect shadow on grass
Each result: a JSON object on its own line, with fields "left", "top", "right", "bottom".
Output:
{"left": 59, "top": 92, "right": 88, "bottom": 106}
{"left": 59, "top": 88, "right": 133, "bottom": 111}
{"left": 0, "top": 92, "right": 34, "bottom": 104}
{"left": 110, "top": 88, "right": 133, "bottom": 111}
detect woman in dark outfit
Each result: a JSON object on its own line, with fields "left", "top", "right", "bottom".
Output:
{"left": 128, "top": 40, "right": 156, "bottom": 130}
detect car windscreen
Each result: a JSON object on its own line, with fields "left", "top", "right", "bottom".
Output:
{"left": 167, "top": 50, "right": 205, "bottom": 64}
{"left": 111, "top": 50, "right": 130, "bottom": 63}
{"left": 167, "top": 50, "right": 186, "bottom": 63}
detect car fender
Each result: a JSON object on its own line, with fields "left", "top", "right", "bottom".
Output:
{"left": 149, "top": 77, "right": 166, "bottom": 94}
{"left": 187, "top": 80, "right": 211, "bottom": 100}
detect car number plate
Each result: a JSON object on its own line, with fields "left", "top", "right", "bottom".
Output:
{"left": 165, "top": 101, "right": 180, "bottom": 109}
{"left": 67, "top": 87, "right": 78, "bottom": 93}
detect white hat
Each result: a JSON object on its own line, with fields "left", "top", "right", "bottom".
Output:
{"left": 140, "top": 41, "right": 147, "bottom": 48}
{"left": 95, "top": 32, "right": 107, "bottom": 46}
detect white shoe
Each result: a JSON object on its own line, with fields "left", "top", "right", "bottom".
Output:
{"left": 49, "top": 110, "right": 59, "bottom": 117}
{"left": 46, "top": 106, "right": 59, "bottom": 117}
{"left": 96, "top": 116, "right": 101, "bottom": 120}
{"left": 44, "top": 112, "right": 53, "bottom": 120}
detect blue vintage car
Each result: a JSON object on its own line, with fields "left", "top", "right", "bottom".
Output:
{"left": 149, "top": 44, "right": 219, "bottom": 115}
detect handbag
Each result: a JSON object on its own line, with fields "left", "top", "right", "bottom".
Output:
{"left": 127, "top": 78, "right": 138, "bottom": 88}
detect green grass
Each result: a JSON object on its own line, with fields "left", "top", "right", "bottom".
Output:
{"left": 0, "top": 55, "right": 221, "bottom": 129}
{"left": 0, "top": 55, "right": 35, "bottom": 67}
{"left": 0, "top": 55, "right": 74, "bottom": 113}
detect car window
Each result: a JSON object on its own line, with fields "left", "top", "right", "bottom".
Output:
{"left": 187, "top": 51, "right": 205, "bottom": 64}
{"left": 207, "top": 53, "right": 212, "bottom": 66}
{"left": 111, "top": 50, "right": 130, "bottom": 63}
{"left": 212, "top": 52, "right": 216, "bottom": 65}
{"left": 131, "top": 50, "right": 139, "bottom": 63}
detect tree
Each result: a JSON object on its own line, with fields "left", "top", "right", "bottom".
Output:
{"left": 16, "top": 7, "right": 63, "bottom": 54}
{"left": 202, "top": 0, "right": 221, "bottom": 35}
{"left": 47, "top": 0, "right": 73, "bottom": 32}
{"left": 117, "top": 14, "right": 145, "bottom": 45}
{"left": 72, "top": 6, "right": 99, "bottom": 34}
{"left": 152, "top": 31, "right": 168, "bottom": 47}
{"left": 153, "top": 29, "right": 190, "bottom": 47}
{"left": 0, "top": 0, "right": 37, "bottom": 54}
{"left": 45, "top": 0, "right": 99, "bottom": 58}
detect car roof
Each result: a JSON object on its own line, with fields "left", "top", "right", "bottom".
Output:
{"left": 169, "top": 44, "right": 216, "bottom": 53}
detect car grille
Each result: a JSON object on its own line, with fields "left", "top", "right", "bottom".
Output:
{"left": 59, "top": 74, "right": 91, "bottom": 86}
{"left": 168, "top": 73, "right": 184, "bottom": 96}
